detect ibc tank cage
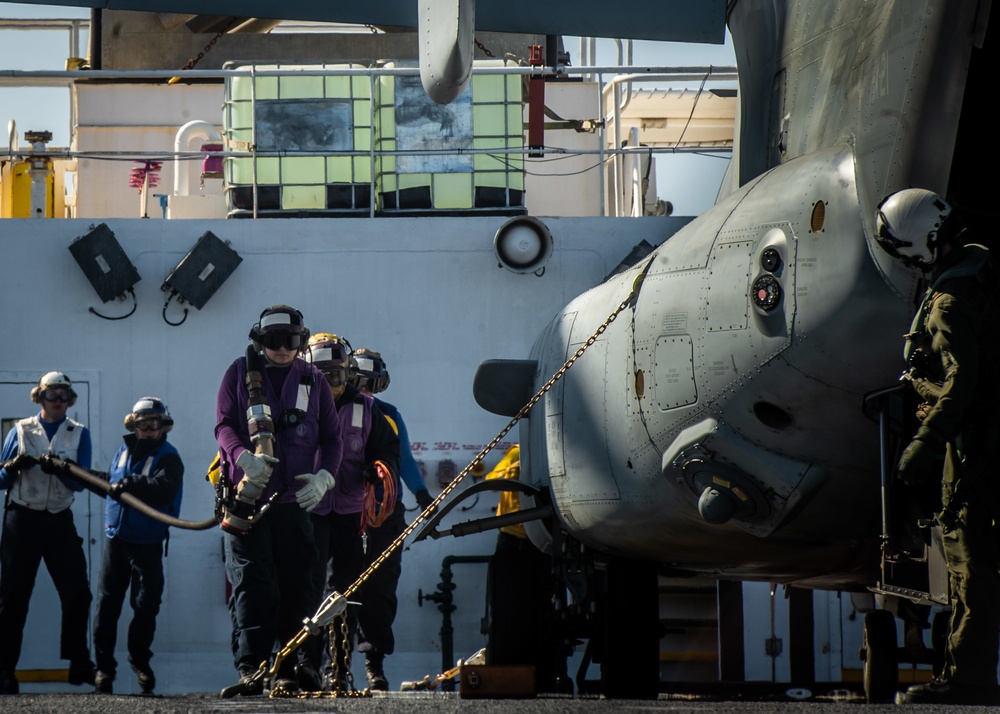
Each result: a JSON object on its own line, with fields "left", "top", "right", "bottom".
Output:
{"left": 223, "top": 61, "right": 375, "bottom": 217}
{"left": 222, "top": 60, "right": 525, "bottom": 218}
{"left": 374, "top": 60, "right": 525, "bottom": 215}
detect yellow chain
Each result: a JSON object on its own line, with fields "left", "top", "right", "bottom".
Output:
{"left": 342, "top": 262, "right": 648, "bottom": 601}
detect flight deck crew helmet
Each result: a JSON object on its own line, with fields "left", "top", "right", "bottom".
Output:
{"left": 350, "top": 348, "right": 391, "bottom": 394}
{"left": 30, "top": 371, "right": 77, "bottom": 406}
{"left": 248, "top": 304, "right": 310, "bottom": 353}
{"left": 124, "top": 396, "right": 174, "bottom": 434}
{"left": 875, "top": 189, "right": 959, "bottom": 271}
{"left": 305, "top": 333, "right": 353, "bottom": 395}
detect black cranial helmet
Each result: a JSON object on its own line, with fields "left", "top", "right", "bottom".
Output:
{"left": 249, "top": 305, "right": 310, "bottom": 352}
{"left": 350, "top": 348, "right": 391, "bottom": 394}
{"left": 124, "top": 396, "right": 174, "bottom": 434}
{"left": 304, "top": 333, "right": 353, "bottom": 391}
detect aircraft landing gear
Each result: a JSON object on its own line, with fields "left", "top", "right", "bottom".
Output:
{"left": 861, "top": 610, "right": 898, "bottom": 703}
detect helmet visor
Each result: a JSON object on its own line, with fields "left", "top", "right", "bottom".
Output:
{"left": 259, "top": 332, "right": 305, "bottom": 351}
{"left": 134, "top": 417, "right": 164, "bottom": 432}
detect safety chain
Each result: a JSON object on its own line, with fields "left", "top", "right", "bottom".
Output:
{"left": 341, "top": 257, "right": 652, "bottom": 601}
{"left": 177, "top": 18, "right": 239, "bottom": 73}
{"left": 266, "top": 258, "right": 653, "bottom": 698}
{"left": 474, "top": 38, "right": 495, "bottom": 58}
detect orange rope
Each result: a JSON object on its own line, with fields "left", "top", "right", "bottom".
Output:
{"left": 360, "top": 460, "right": 397, "bottom": 533}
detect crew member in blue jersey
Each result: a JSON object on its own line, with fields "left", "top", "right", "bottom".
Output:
{"left": 348, "top": 348, "right": 431, "bottom": 690}
{"left": 0, "top": 372, "right": 96, "bottom": 695}
{"left": 93, "top": 397, "right": 184, "bottom": 695}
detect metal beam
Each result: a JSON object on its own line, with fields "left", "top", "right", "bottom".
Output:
{"left": 4, "top": 0, "right": 727, "bottom": 43}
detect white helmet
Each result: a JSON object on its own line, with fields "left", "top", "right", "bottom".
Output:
{"left": 875, "top": 189, "right": 955, "bottom": 270}
{"left": 30, "top": 371, "right": 77, "bottom": 405}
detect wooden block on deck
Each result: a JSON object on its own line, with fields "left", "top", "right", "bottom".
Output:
{"left": 459, "top": 665, "right": 536, "bottom": 699}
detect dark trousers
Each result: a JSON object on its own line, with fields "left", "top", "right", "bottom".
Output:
{"left": 487, "top": 531, "right": 556, "bottom": 689}
{"left": 0, "top": 504, "right": 93, "bottom": 672}
{"left": 357, "top": 501, "right": 405, "bottom": 656}
{"left": 93, "top": 537, "right": 164, "bottom": 676}
{"left": 939, "top": 490, "right": 1000, "bottom": 686}
{"left": 225, "top": 503, "right": 318, "bottom": 674}
{"left": 308, "top": 511, "right": 364, "bottom": 672}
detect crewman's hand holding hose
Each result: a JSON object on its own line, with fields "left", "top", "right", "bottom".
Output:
{"left": 1, "top": 454, "right": 38, "bottom": 474}
{"left": 38, "top": 455, "right": 76, "bottom": 476}
{"left": 294, "top": 469, "right": 334, "bottom": 511}
{"left": 235, "top": 450, "right": 278, "bottom": 487}
{"left": 109, "top": 476, "right": 135, "bottom": 499}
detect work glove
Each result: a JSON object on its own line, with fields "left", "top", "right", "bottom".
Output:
{"left": 294, "top": 469, "right": 335, "bottom": 511}
{"left": 2, "top": 454, "right": 38, "bottom": 474}
{"left": 363, "top": 463, "right": 382, "bottom": 485}
{"left": 39, "top": 455, "right": 74, "bottom": 476}
{"left": 236, "top": 450, "right": 279, "bottom": 488}
{"left": 414, "top": 489, "right": 434, "bottom": 511}
{"left": 896, "top": 435, "right": 941, "bottom": 486}
{"left": 109, "top": 476, "right": 135, "bottom": 499}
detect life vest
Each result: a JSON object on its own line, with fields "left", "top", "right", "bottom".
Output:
{"left": 325, "top": 389, "right": 374, "bottom": 515}
{"left": 9, "top": 416, "right": 83, "bottom": 513}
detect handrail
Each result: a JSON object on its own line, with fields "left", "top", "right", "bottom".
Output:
{"left": 1, "top": 62, "right": 737, "bottom": 217}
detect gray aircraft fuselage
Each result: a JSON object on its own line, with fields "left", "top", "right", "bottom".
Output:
{"left": 502, "top": 0, "right": 991, "bottom": 590}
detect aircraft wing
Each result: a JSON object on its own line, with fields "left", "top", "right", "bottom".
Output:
{"left": 4, "top": 0, "right": 726, "bottom": 43}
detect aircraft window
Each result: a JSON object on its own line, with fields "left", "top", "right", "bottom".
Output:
{"left": 751, "top": 275, "right": 782, "bottom": 311}
{"left": 810, "top": 201, "right": 826, "bottom": 233}
{"left": 761, "top": 248, "right": 782, "bottom": 273}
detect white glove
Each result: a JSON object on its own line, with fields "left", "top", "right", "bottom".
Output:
{"left": 236, "top": 450, "right": 279, "bottom": 488}
{"left": 295, "top": 469, "right": 335, "bottom": 512}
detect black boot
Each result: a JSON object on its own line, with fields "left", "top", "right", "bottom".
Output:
{"left": 220, "top": 667, "right": 264, "bottom": 698}
{"left": 0, "top": 671, "right": 18, "bottom": 695}
{"left": 900, "top": 677, "right": 1000, "bottom": 705}
{"left": 295, "top": 662, "right": 322, "bottom": 692}
{"left": 365, "top": 653, "right": 388, "bottom": 691}
{"left": 94, "top": 671, "right": 113, "bottom": 695}
{"left": 130, "top": 662, "right": 155, "bottom": 694}
{"left": 68, "top": 659, "right": 96, "bottom": 686}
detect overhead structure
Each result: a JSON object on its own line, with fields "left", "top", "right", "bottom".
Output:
{"left": 9, "top": 0, "right": 725, "bottom": 104}
{"left": 8, "top": 0, "right": 727, "bottom": 43}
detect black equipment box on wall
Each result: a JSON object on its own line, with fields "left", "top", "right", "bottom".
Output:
{"left": 68, "top": 223, "right": 141, "bottom": 303}
{"left": 161, "top": 231, "right": 242, "bottom": 310}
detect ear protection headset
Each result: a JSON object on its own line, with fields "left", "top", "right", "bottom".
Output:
{"left": 30, "top": 372, "right": 78, "bottom": 406}
{"left": 124, "top": 396, "right": 174, "bottom": 434}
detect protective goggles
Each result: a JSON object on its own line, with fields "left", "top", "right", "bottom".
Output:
{"left": 259, "top": 332, "right": 305, "bottom": 351}
{"left": 42, "top": 388, "right": 72, "bottom": 403}
{"left": 134, "top": 417, "right": 164, "bottom": 432}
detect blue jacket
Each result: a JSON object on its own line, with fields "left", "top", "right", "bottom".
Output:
{"left": 105, "top": 434, "right": 183, "bottom": 544}
{"left": 374, "top": 398, "right": 426, "bottom": 498}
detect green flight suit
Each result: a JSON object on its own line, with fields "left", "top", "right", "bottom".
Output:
{"left": 906, "top": 243, "right": 1000, "bottom": 686}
